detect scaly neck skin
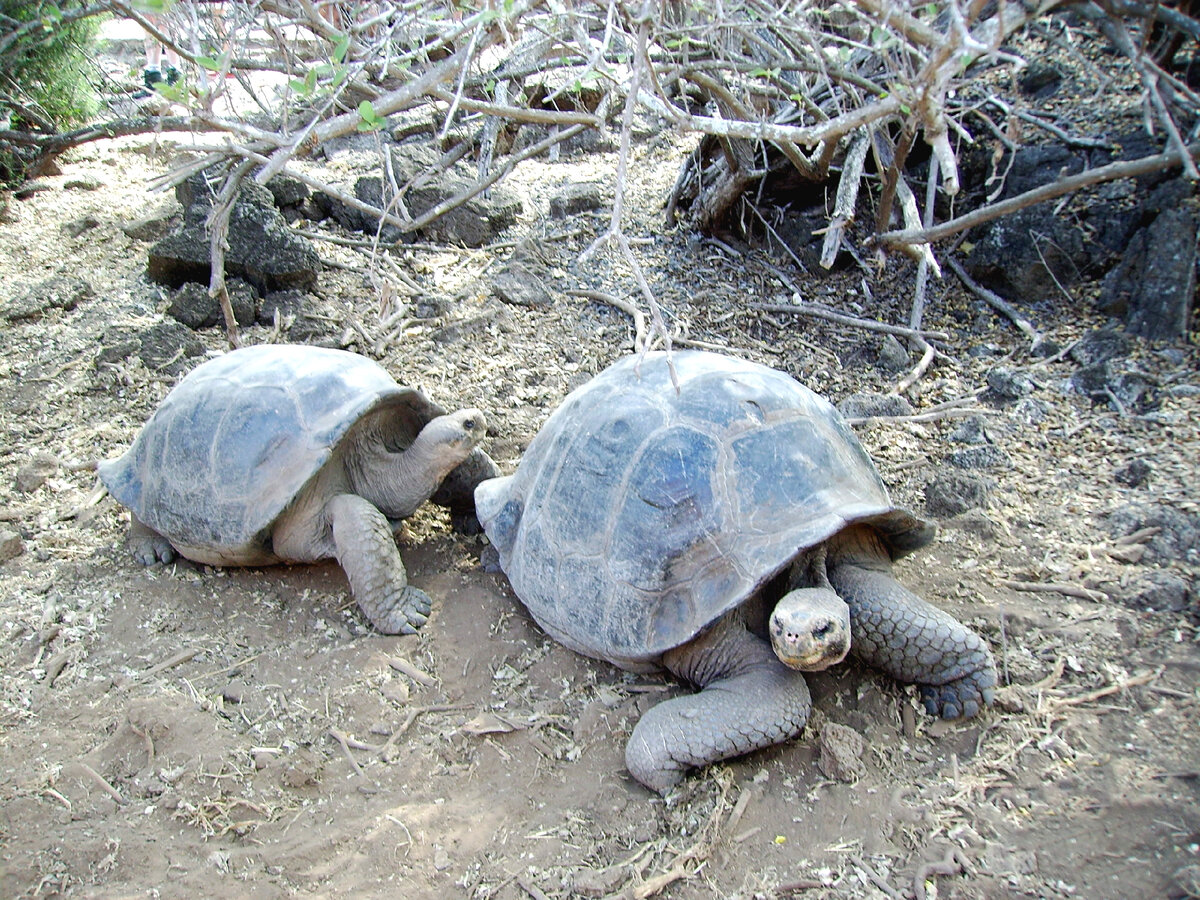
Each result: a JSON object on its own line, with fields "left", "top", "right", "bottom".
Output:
{"left": 347, "top": 426, "right": 463, "bottom": 520}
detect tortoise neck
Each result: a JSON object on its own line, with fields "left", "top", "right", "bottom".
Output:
{"left": 347, "top": 425, "right": 456, "bottom": 520}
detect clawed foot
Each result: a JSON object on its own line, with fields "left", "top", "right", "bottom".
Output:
{"left": 920, "top": 667, "right": 997, "bottom": 719}
{"left": 366, "top": 585, "right": 432, "bottom": 635}
{"left": 128, "top": 531, "right": 176, "bottom": 566}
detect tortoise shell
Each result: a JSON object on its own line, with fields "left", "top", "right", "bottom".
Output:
{"left": 99, "top": 344, "right": 438, "bottom": 565}
{"left": 475, "top": 350, "right": 932, "bottom": 667}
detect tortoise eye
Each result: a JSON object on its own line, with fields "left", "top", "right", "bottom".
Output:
{"left": 463, "top": 418, "right": 478, "bottom": 431}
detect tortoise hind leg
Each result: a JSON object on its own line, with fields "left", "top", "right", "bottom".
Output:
{"left": 127, "top": 514, "right": 176, "bottom": 565}
{"left": 325, "top": 494, "right": 432, "bottom": 635}
{"left": 626, "top": 614, "right": 812, "bottom": 794}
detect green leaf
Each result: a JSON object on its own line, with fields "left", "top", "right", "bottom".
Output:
{"left": 289, "top": 67, "right": 319, "bottom": 97}
{"left": 332, "top": 35, "right": 351, "bottom": 64}
{"left": 357, "top": 100, "right": 382, "bottom": 131}
{"left": 133, "top": 0, "right": 173, "bottom": 12}
{"left": 195, "top": 54, "right": 223, "bottom": 72}
{"left": 155, "top": 80, "right": 188, "bottom": 103}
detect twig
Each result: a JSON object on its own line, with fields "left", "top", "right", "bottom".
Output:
{"left": 378, "top": 703, "right": 472, "bottom": 762}
{"left": 850, "top": 855, "right": 903, "bottom": 899}
{"left": 844, "top": 407, "right": 995, "bottom": 427}
{"left": 775, "top": 878, "right": 826, "bottom": 893}
{"left": 567, "top": 289, "right": 647, "bottom": 351}
{"left": 632, "top": 839, "right": 707, "bottom": 899}
{"left": 328, "top": 728, "right": 366, "bottom": 777}
{"left": 750, "top": 301, "right": 949, "bottom": 341}
{"left": 386, "top": 655, "right": 437, "bottom": 688}
{"left": 894, "top": 334, "right": 936, "bottom": 395}
{"left": 877, "top": 141, "right": 1200, "bottom": 249}
{"left": 190, "top": 652, "right": 262, "bottom": 682}
{"left": 128, "top": 721, "right": 156, "bottom": 769}
{"left": 205, "top": 160, "right": 255, "bottom": 348}
{"left": 946, "top": 258, "right": 1042, "bottom": 346}
{"left": 1045, "top": 668, "right": 1161, "bottom": 710}
{"left": 819, "top": 129, "right": 870, "bottom": 269}
{"left": 1002, "top": 580, "right": 1109, "bottom": 602}
{"left": 71, "top": 762, "right": 127, "bottom": 806}
{"left": 142, "top": 648, "right": 201, "bottom": 679}
{"left": 516, "top": 875, "right": 552, "bottom": 900}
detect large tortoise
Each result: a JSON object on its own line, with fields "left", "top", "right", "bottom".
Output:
{"left": 99, "top": 344, "right": 494, "bottom": 634}
{"left": 475, "top": 350, "right": 996, "bottom": 793}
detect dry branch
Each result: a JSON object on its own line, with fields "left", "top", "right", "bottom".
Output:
{"left": 877, "top": 142, "right": 1200, "bottom": 250}
{"left": 29, "top": 0, "right": 1194, "bottom": 348}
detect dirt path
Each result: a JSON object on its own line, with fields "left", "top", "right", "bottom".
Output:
{"left": 1, "top": 25, "right": 1199, "bottom": 900}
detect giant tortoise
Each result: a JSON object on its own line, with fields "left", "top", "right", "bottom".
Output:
{"left": 475, "top": 350, "right": 996, "bottom": 792}
{"left": 99, "top": 343, "right": 494, "bottom": 634}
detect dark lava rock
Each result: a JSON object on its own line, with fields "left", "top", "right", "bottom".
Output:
{"left": 96, "top": 321, "right": 205, "bottom": 376}
{"left": 1108, "top": 503, "right": 1200, "bottom": 565}
{"left": 148, "top": 175, "right": 319, "bottom": 294}
{"left": 925, "top": 470, "right": 991, "bottom": 516}
{"left": 265, "top": 175, "right": 310, "bottom": 209}
{"left": 1097, "top": 181, "right": 1197, "bottom": 342}
{"left": 123, "top": 210, "right": 175, "bottom": 242}
{"left": 258, "top": 289, "right": 306, "bottom": 325}
{"left": 875, "top": 334, "right": 910, "bottom": 372}
{"left": 1068, "top": 361, "right": 1157, "bottom": 412}
{"left": 1012, "top": 398, "right": 1051, "bottom": 425}
{"left": 15, "top": 452, "right": 58, "bottom": 493}
{"left": 318, "top": 144, "right": 522, "bottom": 247}
{"left": 947, "top": 415, "right": 991, "bottom": 445}
{"left": 1018, "top": 62, "right": 1064, "bottom": 99}
{"left": 948, "top": 445, "right": 1012, "bottom": 470}
{"left": 2, "top": 276, "right": 93, "bottom": 322}
{"left": 1120, "top": 570, "right": 1193, "bottom": 613}
{"left": 837, "top": 392, "right": 914, "bottom": 420}
{"left": 549, "top": 182, "right": 607, "bottom": 218}
{"left": 963, "top": 204, "right": 1090, "bottom": 304}
{"left": 493, "top": 238, "right": 554, "bottom": 308}
{"left": 1070, "top": 328, "right": 1133, "bottom": 366}
{"left": 258, "top": 290, "right": 330, "bottom": 342}
{"left": 1114, "top": 459, "right": 1152, "bottom": 488}
{"left": 986, "top": 366, "right": 1036, "bottom": 400}
{"left": 167, "top": 279, "right": 257, "bottom": 329}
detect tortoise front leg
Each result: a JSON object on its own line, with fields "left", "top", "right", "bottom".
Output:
{"left": 625, "top": 614, "right": 812, "bottom": 794}
{"left": 827, "top": 561, "right": 997, "bottom": 719}
{"left": 326, "top": 494, "right": 432, "bottom": 634}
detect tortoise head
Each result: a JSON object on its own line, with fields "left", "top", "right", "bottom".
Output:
{"left": 419, "top": 408, "right": 488, "bottom": 462}
{"left": 768, "top": 586, "right": 851, "bottom": 671}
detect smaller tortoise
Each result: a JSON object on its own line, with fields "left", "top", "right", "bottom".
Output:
{"left": 476, "top": 351, "right": 996, "bottom": 793}
{"left": 99, "top": 344, "right": 493, "bottom": 634}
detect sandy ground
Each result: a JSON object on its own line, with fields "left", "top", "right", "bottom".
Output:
{"left": 1, "top": 16, "right": 1199, "bottom": 900}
